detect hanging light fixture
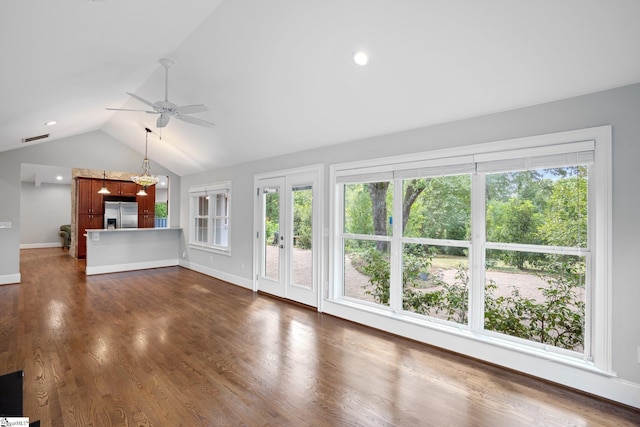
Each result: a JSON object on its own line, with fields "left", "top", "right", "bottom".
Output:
{"left": 131, "top": 127, "right": 159, "bottom": 195}
{"left": 98, "top": 170, "right": 111, "bottom": 194}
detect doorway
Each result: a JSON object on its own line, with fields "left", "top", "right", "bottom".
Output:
{"left": 254, "top": 166, "right": 322, "bottom": 308}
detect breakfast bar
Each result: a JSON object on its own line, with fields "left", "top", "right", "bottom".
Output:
{"left": 85, "top": 227, "right": 182, "bottom": 275}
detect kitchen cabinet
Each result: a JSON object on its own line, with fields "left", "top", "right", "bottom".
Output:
{"left": 137, "top": 185, "right": 156, "bottom": 228}
{"left": 77, "top": 178, "right": 103, "bottom": 214}
{"left": 76, "top": 178, "right": 105, "bottom": 259}
{"left": 105, "top": 180, "right": 138, "bottom": 196}
{"left": 77, "top": 213, "right": 103, "bottom": 259}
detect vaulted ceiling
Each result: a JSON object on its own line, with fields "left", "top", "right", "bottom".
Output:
{"left": 2, "top": 0, "right": 640, "bottom": 176}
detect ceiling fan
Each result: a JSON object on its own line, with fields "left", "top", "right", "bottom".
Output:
{"left": 106, "top": 58, "right": 214, "bottom": 128}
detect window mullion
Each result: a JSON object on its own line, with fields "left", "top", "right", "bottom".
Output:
{"left": 389, "top": 178, "right": 403, "bottom": 312}
{"left": 469, "top": 172, "right": 486, "bottom": 330}
{"left": 207, "top": 193, "right": 218, "bottom": 246}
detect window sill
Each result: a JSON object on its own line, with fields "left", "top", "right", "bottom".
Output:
{"left": 326, "top": 296, "right": 616, "bottom": 378}
{"left": 188, "top": 243, "right": 231, "bottom": 257}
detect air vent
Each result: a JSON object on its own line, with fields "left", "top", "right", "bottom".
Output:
{"left": 21, "top": 133, "right": 50, "bottom": 143}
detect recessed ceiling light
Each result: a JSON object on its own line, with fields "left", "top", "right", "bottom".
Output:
{"left": 353, "top": 51, "right": 369, "bottom": 66}
{"left": 56, "top": 176, "right": 63, "bottom": 181}
{"left": 45, "top": 121, "right": 57, "bottom": 126}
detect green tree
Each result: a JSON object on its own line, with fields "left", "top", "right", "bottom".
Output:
{"left": 487, "top": 198, "right": 542, "bottom": 268}
{"left": 293, "top": 188, "right": 312, "bottom": 249}
{"left": 155, "top": 202, "right": 168, "bottom": 218}
{"left": 366, "top": 182, "right": 391, "bottom": 251}
{"left": 404, "top": 175, "right": 471, "bottom": 255}
{"left": 264, "top": 191, "right": 280, "bottom": 244}
{"left": 537, "top": 173, "right": 587, "bottom": 248}
{"left": 344, "top": 184, "right": 374, "bottom": 235}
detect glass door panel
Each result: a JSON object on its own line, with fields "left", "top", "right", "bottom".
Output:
{"left": 257, "top": 177, "right": 285, "bottom": 298}
{"left": 264, "top": 187, "right": 281, "bottom": 282}
{"left": 291, "top": 184, "right": 312, "bottom": 289}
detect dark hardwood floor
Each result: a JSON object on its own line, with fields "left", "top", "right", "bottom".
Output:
{"left": 1, "top": 248, "right": 638, "bottom": 426}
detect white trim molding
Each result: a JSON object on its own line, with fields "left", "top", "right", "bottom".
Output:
{"left": 180, "top": 259, "right": 253, "bottom": 290}
{"left": 0, "top": 273, "right": 21, "bottom": 285}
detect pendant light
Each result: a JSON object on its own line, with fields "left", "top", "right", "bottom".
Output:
{"left": 97, "top": 171, "right": 110, "bottom": 194}
{"left": 131, "top": 127, "right": 159, "bottom": 195}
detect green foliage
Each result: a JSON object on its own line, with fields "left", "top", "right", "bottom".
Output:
{"left": 357, "top": 247, "right": 430, "bottom": 306}
{"left": 487, "top": 198, "right": 544, "bottom": 268}
{"left": 486, "top": 170, "right": 551, "bottom": 209}
{"left": 537, "top": 175, "right": 587, "bottom": 247}
{"left": 155, "top": 202, "right": 168, "bottom": 218}
{"left": 360, "top": 250, "right": 584, "bottom": 351}
{"left": 344, "top": 184, "right": 374, "bottom": 235}
{"left": 403, "top": 175, "right": 471, "bottom": 255}
{"left": 484, "top": 265, "right": 585, "bottom": 350}
{"left": 293, "top": 189, "right": 313, "bottom": 249}
{"left": 344, "top": 183, "right": 393, "bottom": 252}
{"left": 265, "top": 191, "right": 280, "bottom": 244}
{"left": 485, "top": 167, "right": 587, "bottom": 270}
{"left": 359, "top": 248, "right": 391, "bottom": 305}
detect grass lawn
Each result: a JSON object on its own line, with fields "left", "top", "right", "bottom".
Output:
{"left": 430, "top": 254, "right": 530, "bottom": 274}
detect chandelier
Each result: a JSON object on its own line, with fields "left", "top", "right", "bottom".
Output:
{"left": 97, "top": 170, "right": 111, "bottom": 194}
{"left": 131, "top": 127, "right": 159, "bottom": 192}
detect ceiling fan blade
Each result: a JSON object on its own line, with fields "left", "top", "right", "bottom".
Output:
{"left": 157, "top": 115, "right": 170, "bottom": 128}
{"left": 106, "top": 108, "right": 157, "bottom": 113}
{"left": 175, "top": 114, "right": 215, "bottom": 127}
{"left": 175, "top": 104, "right": 208, "bottom": 114}
{"left": 126, "top": 92, "right": 159, "bottom": 109}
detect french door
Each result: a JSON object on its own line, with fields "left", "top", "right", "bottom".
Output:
{"left": 254, "top": 167, "right": 321, "bottom": 308}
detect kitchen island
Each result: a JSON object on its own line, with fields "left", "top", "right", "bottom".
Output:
{"left": 85, "top": 227, "right": 182, "bottom": 275}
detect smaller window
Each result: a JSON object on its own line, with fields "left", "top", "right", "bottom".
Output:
{"left": 189, "top": 181, "right": 231, "bottom": 255}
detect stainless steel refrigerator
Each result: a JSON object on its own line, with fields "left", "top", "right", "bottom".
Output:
{"left": 104, "top": 201, "right": 138, "bottom": 229}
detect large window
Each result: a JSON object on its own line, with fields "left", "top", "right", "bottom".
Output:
{"left": 189, "top": 181, "right": 231, "bottom": 255}
{"left": 332, "top": 127, "right": 611, "bottom": 372}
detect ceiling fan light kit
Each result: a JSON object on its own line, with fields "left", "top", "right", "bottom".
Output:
{"left": 106, "top": 58, "right": 215, "bottom": 129}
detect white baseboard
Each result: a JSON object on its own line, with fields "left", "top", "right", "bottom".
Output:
{"left": 179, "top": 260, "right": 253, "bottom": 290}
{"left": 20, "top": 242, "right": 62, "bottom": 249}
{"left": 0, "top": 273, "right": 21, "bottom": 285}
{"left": 86, "top": 259, "right": 179, "bottom": 275}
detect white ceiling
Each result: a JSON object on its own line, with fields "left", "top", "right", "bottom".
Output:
{"left": 20, "top": 163, "right": 72, "bottom": 185}
{"left": 2, "top": 0, "right": 640, "bottom": 177}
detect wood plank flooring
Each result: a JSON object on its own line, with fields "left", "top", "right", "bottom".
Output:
{"left": 1, "top": 248, "right": 638, "bottom": 426}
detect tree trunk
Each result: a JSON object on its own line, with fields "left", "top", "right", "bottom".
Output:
{"left": 367, "top": 179, "right": 428, "bottom": 251}
{"left": 402, "top": 179, "right": 428, "bottom": 233}
{"left": 367, "top": 182, "right": 389, "bottom": 252}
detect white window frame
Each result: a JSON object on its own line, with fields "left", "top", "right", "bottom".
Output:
{"left": 329, "top": 126, "right": 612, "bottom": 375}
{"left": 188, "top": 180, "right": 231, "bottom": 256}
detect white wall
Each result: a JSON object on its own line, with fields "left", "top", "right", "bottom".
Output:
{"left": 180, "top": 82, "right": 640, "bottom": 407}
{"left": 20, "top": 182, "right": 72, "bottom": 247}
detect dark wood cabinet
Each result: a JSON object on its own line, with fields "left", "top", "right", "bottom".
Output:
{"left": 137, "top": 185, "right": 156, "bottom": 228}
{"left": 105, "top": 180, "right": 138, "bottom": 196}
{"left": 76, "top": 178, "right": 105, "bottom": 258}
{"left": 77, "top": 178, "right": 103, "bottom": 214}
{"left": 77, "top": 213, "right": 103, "bottom": 259}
